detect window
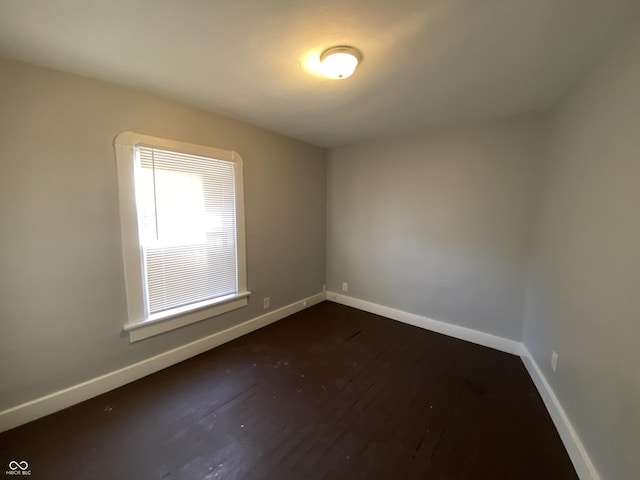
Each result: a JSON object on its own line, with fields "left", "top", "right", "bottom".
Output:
{"left": 114, "top": 132, "right": 249, "bottom": 342}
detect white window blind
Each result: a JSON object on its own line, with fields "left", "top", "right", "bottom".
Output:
{"left": 135, "top": 146, "right": 238, "bottom": 317}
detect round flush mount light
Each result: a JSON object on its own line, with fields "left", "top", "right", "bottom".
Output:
{"left": 320, "top": 46, "right": 362, "bottom": 79}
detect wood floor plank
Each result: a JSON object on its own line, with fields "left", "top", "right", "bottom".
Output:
{"left": 0, "top": 302, "right": 578, "bottom": 479}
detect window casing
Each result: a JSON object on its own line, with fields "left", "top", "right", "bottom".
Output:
{"left": 114, "top": 132, "right": 249, "bottom": 342}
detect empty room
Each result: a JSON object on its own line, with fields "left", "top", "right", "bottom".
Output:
{"left": 0, "top": 1, "right": 638, "bottom": 479}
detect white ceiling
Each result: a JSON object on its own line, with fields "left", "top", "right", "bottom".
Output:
{"left": 0, "top": 0, "right": 637, "bottom": 147}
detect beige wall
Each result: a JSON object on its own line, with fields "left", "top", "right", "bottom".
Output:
{"left": 0, "top": 57, "right": 327, "bottom": 410}
{"left": 522, "top": 18, "right": 640, "bottom": 480}
{"left": 327, "top": 115, "right": 546, "bottom": 340}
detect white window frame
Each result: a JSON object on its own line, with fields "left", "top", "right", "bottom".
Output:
{"left": 114, "top": 131, "right": 250, "bottom": 342}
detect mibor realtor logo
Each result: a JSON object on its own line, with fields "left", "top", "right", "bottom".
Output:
{"left": 5, "top": 461, "right": 30, "bottom": 476}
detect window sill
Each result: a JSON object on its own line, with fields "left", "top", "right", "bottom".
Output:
{"left": 124, "top": 291, "right": 251, "bottom": 342}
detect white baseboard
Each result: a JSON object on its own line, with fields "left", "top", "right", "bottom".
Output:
{"left": 326, "top": 292, "right": 523, "bottom": 355}
{"left": 326, "top": 292, "right": 598, "bottom": 480}
{"left": 520, "top": 347, "right": 600, "bottom": 480}
{"left": 1, "top": 290, "right": 600, "bottom": 480}
{"left": 0, "top": 292, "right": 325, "bottom": 433}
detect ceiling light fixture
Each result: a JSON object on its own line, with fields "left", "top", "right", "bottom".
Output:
{"left": 320, "top": 46, "right": 362, "bottom": 79}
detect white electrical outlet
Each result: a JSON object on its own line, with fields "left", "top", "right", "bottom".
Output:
{"left": 263, "top": 297, "right": 270, "bottom": 309}
{"left": 303, "top": 301, "right": 308, "bottom": 307}
{"left": 342, "top": 282, "right": 349, "bottom": 292}
{"left": 551, "top": 351, "right": 559, "bottom": 372}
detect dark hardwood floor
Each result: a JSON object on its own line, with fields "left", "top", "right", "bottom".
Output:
{"left": 0, "top": 301, "right": 577, "bottom": 479}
